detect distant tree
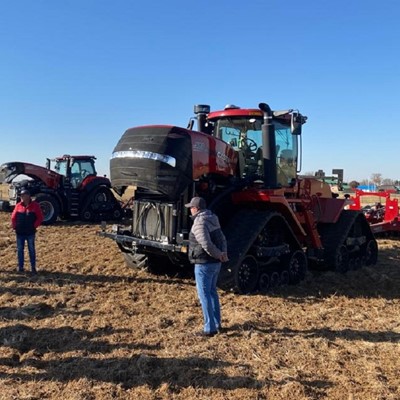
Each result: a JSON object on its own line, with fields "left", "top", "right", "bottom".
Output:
{"left": 349, "top": 180, "right": 360, "bottom": 189}
{"left": 370, "top": 173, "right": 382, "bottom": 187}
{"left": 382, "top": 178, "right": 394, "bottom": 185}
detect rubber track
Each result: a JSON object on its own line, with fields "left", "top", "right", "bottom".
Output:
{"left": 218, "top": 209, "right": 280, "bottom": 291}
{"left": 318, "top": 210, "right": 373, "bottom": 268}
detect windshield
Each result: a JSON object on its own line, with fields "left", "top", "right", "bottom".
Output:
{"left": 53, "top": 159, "right": 96, "bottom": 188}
{"left": 71, "top": 160, "right": 96, "bottom": 176}
{"left": 214, "top": 117, "right": 297, "bottom": 185}
{"left": 275, "top": 122, "right": 297, "bottom": 186}
{"left": 216, "top": 117, "right": 263, "bottom": 152}
{"left": 54, "top": 160, "right": 68, "bottom": 176}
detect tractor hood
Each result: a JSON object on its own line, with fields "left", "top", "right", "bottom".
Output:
{"left": 110, "top": 125, "right": 193, "bottom": 200}
{"left": 0, "top": 161, "right": 61, "bottom": 185}
{"left": 0, "top": 162, "right": 28, "bottom": 183}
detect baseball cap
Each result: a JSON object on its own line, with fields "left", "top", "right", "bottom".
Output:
{"left": 20, "top": 189, "right": 31, "bottom": 196}
{"left": 184, "top": 196, "right": 206, "bottom": 209}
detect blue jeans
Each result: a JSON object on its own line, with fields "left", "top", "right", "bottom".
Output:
{"left": 194, "top": 262, "right": 221, "bottom": 333}
{"left": 16, "top": 234, "right": 36, "bottom": 271}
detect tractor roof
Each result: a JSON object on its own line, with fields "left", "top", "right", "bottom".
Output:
{"left": 207, "top": 106, "right": 306, "bottom": 126}
{"left": 54, "top": 155, "right": 96, "bottom": 161}
{"left": 207, "top": 108, "right": 263, "bottom": 121}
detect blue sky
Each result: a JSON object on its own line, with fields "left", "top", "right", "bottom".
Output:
{"left": 0, "top": 0, "right": 399, "bottom": 182}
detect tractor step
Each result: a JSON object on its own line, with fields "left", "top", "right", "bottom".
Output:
{"left": 69, "top": 191, "right": 80, "bottom": 216}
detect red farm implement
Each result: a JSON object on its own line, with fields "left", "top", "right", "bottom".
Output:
{"left": 348, "top": 189, "right": 400, "bottom": 236}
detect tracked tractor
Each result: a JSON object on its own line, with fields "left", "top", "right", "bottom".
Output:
{"left": 99, "top": 103, "right": 378, "bottom": 293}
{"left": 1, "top": 155, "right": 122, "bottom": 224}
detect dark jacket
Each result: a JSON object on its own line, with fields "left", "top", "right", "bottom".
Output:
{"left": 11, "top": 200, "right": 44, "bottom": 235}
{"left": 188, "top": 209, "right": 227, "bottom": 264}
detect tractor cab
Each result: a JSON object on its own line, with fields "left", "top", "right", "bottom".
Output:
{"left": 203, "top": 105, "right": 305, "bottom": 187}
{"left": 51, "top": 155, "right": 97, "bottom": 188}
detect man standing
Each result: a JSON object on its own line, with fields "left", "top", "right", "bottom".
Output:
{"left": 11, "top": 189, "right": 44, "bottom": 274}
{"left": 185, "top": 197, "right": 228, "bottom": 337}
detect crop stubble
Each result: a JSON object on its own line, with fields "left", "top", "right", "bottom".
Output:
{"left": 0, "top": 213, "right": 399, "bottom": 399}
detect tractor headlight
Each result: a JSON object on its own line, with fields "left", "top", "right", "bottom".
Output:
{"left": 112, "top": 151, "right": 176, "bottom": 168}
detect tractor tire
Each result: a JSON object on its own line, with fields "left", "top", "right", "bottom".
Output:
{"left": 35, "top": 194, "right": 60, "bottom": 225}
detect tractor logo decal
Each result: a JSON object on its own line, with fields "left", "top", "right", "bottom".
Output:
{"left": 216, "top": 151, "right": 229, "bottom": 165}
{"left": 193, "top": 142, "right": 207, "bottom": 152}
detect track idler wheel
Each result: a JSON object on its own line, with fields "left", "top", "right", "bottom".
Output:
{"left": 235, "top": 255, "right": 259, "bottom": 294}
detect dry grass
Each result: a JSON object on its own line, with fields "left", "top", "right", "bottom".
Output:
{"left": 0, "top": 184, "right": 9, "bottom": 201}
{"left": 0, "top": 212, "right": 399, "bottom": 399}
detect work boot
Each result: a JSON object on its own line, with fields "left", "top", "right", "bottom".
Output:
{"left": 194, "top": 330, "right": 217, "bottom": 337}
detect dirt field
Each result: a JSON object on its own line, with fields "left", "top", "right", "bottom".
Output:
{"left": 0, "top": 212, "right": 399, "bottom": 400}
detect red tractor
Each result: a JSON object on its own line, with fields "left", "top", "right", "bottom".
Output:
{"left": 100, "top": 103, "right": 378, "bottom": 293}
{"left": 0, "top": 155, "right": 122, "bottom": 224}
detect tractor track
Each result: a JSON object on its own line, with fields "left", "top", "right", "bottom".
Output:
{"left": 218, "top": 208, "right": 301, "bottom": 292}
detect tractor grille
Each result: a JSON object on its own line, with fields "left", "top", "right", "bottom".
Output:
{"left": 132, "top": 200, "right": 176, "bottom": 243}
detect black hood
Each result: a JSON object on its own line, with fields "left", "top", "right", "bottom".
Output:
{"left": 110, "top": 125, "right": 193, "bottom": 200}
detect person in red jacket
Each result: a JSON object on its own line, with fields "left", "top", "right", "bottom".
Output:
{"left": 11, "top": 189, "right": 44, "bottom": 274}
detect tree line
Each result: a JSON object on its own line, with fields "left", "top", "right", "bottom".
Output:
{"left": 349, "top": 173, "right": 400, "bottom": 189}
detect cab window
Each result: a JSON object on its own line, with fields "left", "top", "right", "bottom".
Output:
{"left": 275, "top": 123, "right": 297, "bottom": 186}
